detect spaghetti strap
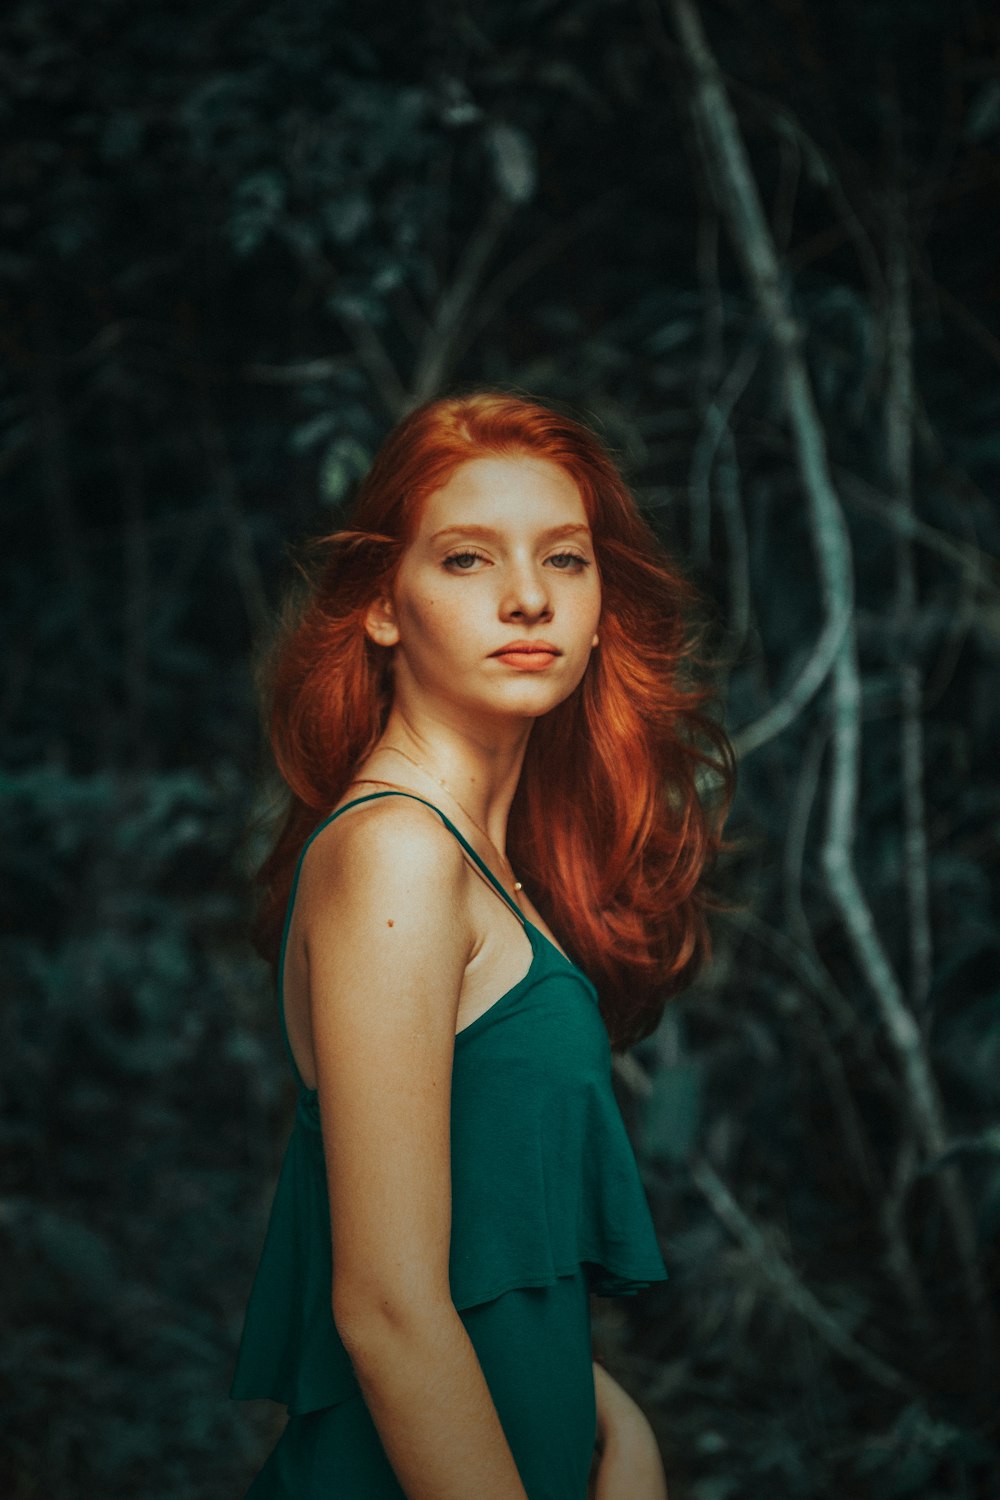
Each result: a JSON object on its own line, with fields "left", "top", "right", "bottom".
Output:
{"left": 322, "top": 788, "right": 526, "bottom": 923}
{"left": 276, "top": 788, "right": 526, "bottom": 1092}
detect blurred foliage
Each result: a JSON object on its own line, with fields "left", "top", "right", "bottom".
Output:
{"left": 1, "top": 0, "right": 998, "bottom": 1495}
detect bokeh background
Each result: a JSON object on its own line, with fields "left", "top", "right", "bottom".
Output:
{"left": 2, "top": 1, "right": 999, "bottom": 1496}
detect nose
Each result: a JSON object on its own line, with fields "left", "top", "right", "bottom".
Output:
{"left": 500, "top": 557, "right": 552, "bottom": 621}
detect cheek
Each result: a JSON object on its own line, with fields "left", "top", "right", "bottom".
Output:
{"left": 402, "top": 588, "right": 476, "bottom": 653}
{"left": 572, "top": 581, "right": 602, "bottom": 633}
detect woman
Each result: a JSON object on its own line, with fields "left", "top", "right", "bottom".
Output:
{"left": 230, "top": 390, "right": 736, "bottom": 1498}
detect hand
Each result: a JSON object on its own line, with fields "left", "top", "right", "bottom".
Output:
{"left": 588, "top": 1361, "right": 669, "bottom": 1500}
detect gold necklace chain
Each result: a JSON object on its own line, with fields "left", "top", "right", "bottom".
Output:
{"left": 364, "top": 744, "right": 523, "bottom": 893}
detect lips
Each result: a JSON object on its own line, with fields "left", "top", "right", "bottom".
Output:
{"left": 489, "top": 641, "right": 561, "bottom": 656}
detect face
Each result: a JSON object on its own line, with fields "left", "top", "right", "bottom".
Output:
{"left": 364, "top": 456, "right": 602, "bottom": 730}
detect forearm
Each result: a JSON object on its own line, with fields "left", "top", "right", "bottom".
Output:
{"left": 594, "top": 1358, "right": 646, "bottom": 1444}
{"left": 338, "top": 1302, "right": 530, "bottom": 1500}
{"left": 592, "top": 1360, "right": 669, "bottom": 1500}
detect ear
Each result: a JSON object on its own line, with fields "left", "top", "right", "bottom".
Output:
{"left": 364, "top": 594, "right": 401, "bottom": 649}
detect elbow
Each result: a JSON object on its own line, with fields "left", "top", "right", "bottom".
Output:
{"left": 331, "top": 1286, "right": 405, "bottom": 1348}
{"left": 331, "top": 1279, "right": 452, "bottom": 1352}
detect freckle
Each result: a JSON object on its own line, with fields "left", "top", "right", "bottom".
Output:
{"left": 387, "top": 919, "right": 394, "bottom": 927}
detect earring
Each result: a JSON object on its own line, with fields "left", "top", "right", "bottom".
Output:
{"left": 592, "top": 633, "right": 599, "bottom": 646}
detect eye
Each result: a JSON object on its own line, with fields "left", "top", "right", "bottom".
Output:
{"left": 442, "top": 549, "right": 592, "bottom": 572}
{"left": 442, "top": 548, "right": 490, "bottom": 570}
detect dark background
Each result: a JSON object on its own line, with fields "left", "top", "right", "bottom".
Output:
{"left": 2, "top": 1, "right": 999, "bottom": 1496}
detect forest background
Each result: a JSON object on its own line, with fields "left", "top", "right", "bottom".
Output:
{"left": 2, "top": 0, "right": 998, "bottom": 1496}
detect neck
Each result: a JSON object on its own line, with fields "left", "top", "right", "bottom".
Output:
{"left": 367, "top": 707, "right": 531, "bottom": 857}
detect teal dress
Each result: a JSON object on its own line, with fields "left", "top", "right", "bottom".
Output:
{"left": 231, "top": 791, "right": 668, "bottom": 1499}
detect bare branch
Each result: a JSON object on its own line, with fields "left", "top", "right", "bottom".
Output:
{"left": 241, "top": 357, "right": 351, "bottom": 385}
{"left": 783, "top": 726, "right": 931, "bottom": 1322}
{"left": 687, "top": 1153, "right": 918, "bottom": 1395}
{"left": 621, "top": 1045, "right": 919, "bottom": 1395}
{"left": 407, "top": 194, "right": 517, "bottom": 409}
{"left": 335, "top": 300, "right": 410, "bottom": 419}
{"left": 688, "top": 337, "right": 759, "bottom": 568}
{"left": 882, "top": 155, "right": 934, "bottom": 1020}
{"left": 730, "top": 607, "right": 850, "bottom": 760}
{"left": 916, "top": 269, "right": 1000, "bottom": 372}
{"left": 290, "top": 245, "right": 410, "bottom": 418}
{"left": 447, "top": 187, "right": 631, "bottom": 370}
{"left": 664, "top": 0, "right": 994, "bottom": 1354}
{"left": 835, "top": 470, "right": 1000, "bottom": 596}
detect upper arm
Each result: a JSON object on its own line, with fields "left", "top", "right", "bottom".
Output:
{"left": 294, "top": 802, "right": 473, "bottom": 1333}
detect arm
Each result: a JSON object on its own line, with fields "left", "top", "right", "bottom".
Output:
{"left": 298, "top": 803, "right": 530, "bottom": 1500}
{"left": 589, "top": 1360, "right": 669, "bottom": 1500}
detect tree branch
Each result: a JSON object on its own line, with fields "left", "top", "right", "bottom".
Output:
{"left": 407, "top": 193, "right": 517, "bottom": 409}
{"left": 686, "top": 1153, "right": 918, "bottom": 1395}
{"left": 663, "top": 0, "right": 994, "bottom": 1358}
{"left": 882, "top": 139, "right": 933, "bottom": 1022}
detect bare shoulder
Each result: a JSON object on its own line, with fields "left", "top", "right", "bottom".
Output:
{"left": 294, "top": 793, "right": 474, "bottom": 973}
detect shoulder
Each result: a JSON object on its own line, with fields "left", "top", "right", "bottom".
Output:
{"left": 299, "top": 794, "right": 468, "bottom": 894}
{"left": 294, "top": 795, "right": 472, "bottom": 955}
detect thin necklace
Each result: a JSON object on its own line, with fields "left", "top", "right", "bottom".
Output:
{"left": 366, "top": 744, "right": 523, "bottom": 893}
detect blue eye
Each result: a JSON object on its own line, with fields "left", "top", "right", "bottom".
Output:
{"left": 442, "top": 550, "right": 591, "bottom": 572}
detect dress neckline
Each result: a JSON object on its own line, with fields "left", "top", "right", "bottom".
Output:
{"left": 279, "top": 789, "right": 594, "bottom": 1094}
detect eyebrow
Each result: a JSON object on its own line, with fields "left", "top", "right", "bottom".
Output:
{"left": 430, "top": 523, "right": 592, "bottom": 543}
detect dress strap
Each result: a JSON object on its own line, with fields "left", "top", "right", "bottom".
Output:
{"left": 325, "top": 788, "right": 526, "bottom": 923}
{"left": 276, "top": 788, "right": 526, "bottom": 1093}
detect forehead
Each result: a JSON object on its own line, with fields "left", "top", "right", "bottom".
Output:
{"left": 417, "top": 456, "right": 586, "bottom": 533}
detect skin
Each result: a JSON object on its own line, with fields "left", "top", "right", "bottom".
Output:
{"left": 590, "top": 1362, "right": 670, "bottom": 1500}
{"left": 364, "top": 452, "right": 602, "bottom": 851}
{"left": 283, "top": 455, "right": 668, "bottom": 1497}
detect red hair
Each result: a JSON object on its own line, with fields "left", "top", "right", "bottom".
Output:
{"left": 251, "top": 389, "right": 738, "bottom": 1051}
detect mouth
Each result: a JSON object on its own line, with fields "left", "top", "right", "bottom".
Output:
{"left": 489, "top": 643, "right": 561, "bottom": 658}
{"left": 490, "top": 644, "right": 560, "bottom": 671}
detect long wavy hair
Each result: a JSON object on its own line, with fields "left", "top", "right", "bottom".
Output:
{"left": 250, "top": 389, "right": 738, "bottom": 1051}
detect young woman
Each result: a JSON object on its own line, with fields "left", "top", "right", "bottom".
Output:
{"left": 230, "top": 390, "right": 736, "bottom": 1499}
